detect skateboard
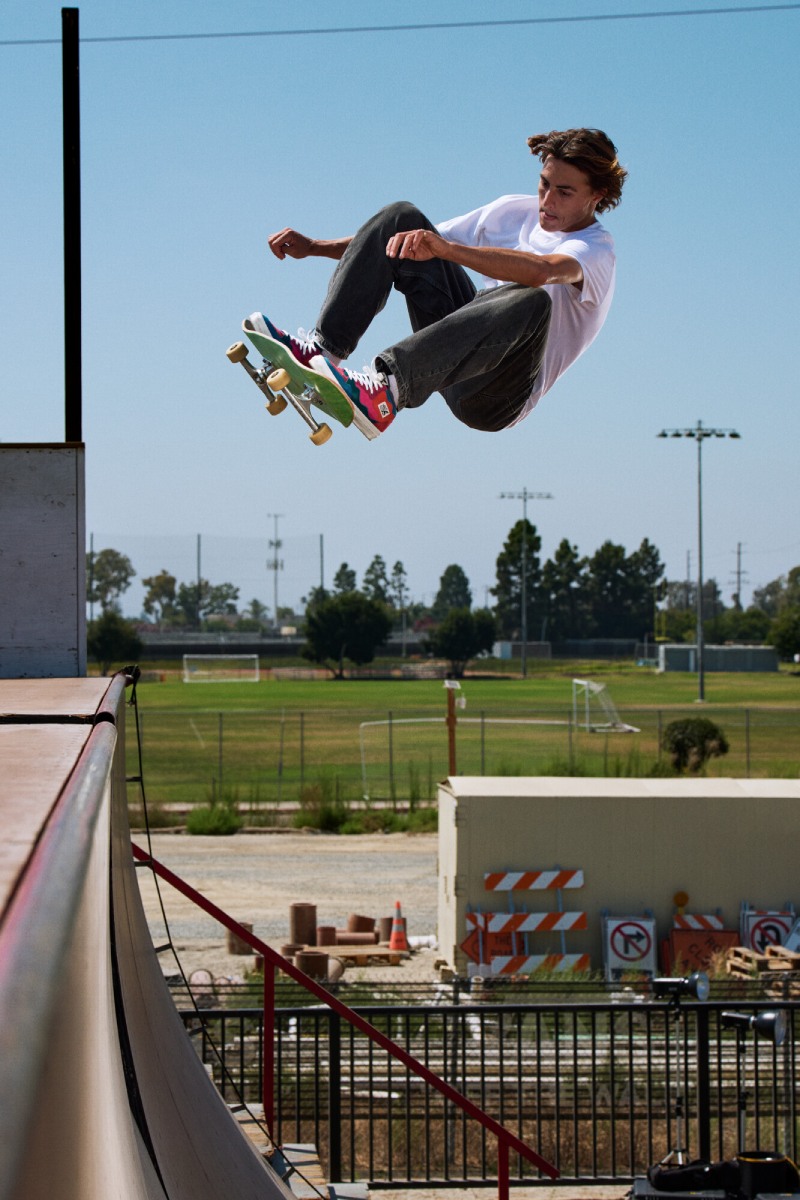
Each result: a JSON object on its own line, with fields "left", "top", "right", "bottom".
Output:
{"left": 226, "top": 319, "right": 357, "bottom": 446}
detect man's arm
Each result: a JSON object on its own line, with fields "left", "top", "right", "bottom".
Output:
{"left": 385, "top": 228, "right": 583, "bottom": 287}
{"left": 268, "top": 227, "right": 353, "bottom": 261}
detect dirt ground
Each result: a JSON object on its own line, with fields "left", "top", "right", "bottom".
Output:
{"left": 133, "top": 829, "right": 441, "bottom": 983}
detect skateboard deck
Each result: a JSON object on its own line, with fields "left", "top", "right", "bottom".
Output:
{"left": 226, "top": 319, "right": 362, "bottom": 446}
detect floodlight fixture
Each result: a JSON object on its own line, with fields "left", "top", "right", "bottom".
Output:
{"left": 652, "top": 972, "right": 710, "bottom": 1003}
{"left": 721, "top": 1010, "right": 788, "bottom": 1047}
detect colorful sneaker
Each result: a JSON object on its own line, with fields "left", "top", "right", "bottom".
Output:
{"left": 309, "top": 356, "right": 397, "bottom": 438}
{"left": 244, "top": 312, "right": 322, "bottom": 371}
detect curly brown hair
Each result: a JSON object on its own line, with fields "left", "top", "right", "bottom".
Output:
{"left": 527, "top": 128, "right": 627, "bottom": 213}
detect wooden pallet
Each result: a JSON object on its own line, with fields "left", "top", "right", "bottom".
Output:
{"left": 725, "top": 946, "right": 770, "bottom": 976}
{"left": 765, "top": 944, "right": 800, "bottom": 970}
{"left": 326, "top": 944, "right": 407, "bottom": 966}
{"left": 725, "top": 944, "right": 800, "bottom": 995}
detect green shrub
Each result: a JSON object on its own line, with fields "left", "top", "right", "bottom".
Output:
{"left": 662, "top": 717, "right": 730, "bottom": 773}
{"left": 186, "top": 794, "right": 242, "bottom": 835}
{"left": 293, "top": 777, "right": 350, "bottom": 832}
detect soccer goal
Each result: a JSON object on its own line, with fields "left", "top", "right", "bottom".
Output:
{"left": 182, "top": 654, "right": 260, "bottom": 683}
{"left": 572, "top": 678, "right": 639, "bottom": 733}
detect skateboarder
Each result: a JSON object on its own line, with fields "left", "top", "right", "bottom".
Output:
{"left": 252, "top": 127, "right": 627, "bottom": 437}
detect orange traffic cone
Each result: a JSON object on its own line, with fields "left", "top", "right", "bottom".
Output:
{"left": 389, "top": 900, "right": 409, "bottom": 952}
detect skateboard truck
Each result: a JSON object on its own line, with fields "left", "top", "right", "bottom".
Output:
{"left": 226, "top": 342, "right": 333, "bottom": 446}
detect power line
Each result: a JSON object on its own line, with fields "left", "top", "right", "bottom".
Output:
{"left": 2, "top": 4, "right": 799, "bottom": 47}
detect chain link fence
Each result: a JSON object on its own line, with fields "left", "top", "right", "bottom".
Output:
{"left": 126, "top": 704, "right": 800, "bottom": 816}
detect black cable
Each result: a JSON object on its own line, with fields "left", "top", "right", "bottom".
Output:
{"left": 125, "top": 680, "right": 327, "bottom": 1197}
{"left": 2, "top": 4, "right": 799, "bottom": 47}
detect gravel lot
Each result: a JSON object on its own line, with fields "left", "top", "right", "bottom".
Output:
{"left": 133, "top": 829, "right": 440, "bottom": 981}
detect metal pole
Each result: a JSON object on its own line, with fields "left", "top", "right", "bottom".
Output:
{"left": 62, "top": 7, "right": 82, "bottom": 443}
{"left": 521, "top": 496, "right": 528, "bottom": 679}
{"left": 446, "top": 687, "right": 457, "bottom": 775}
{"left": 656, "top": 423, "right": 740, "bottom": 703}
{"left": 696, "top": 425, "right": 705, "bottom": 702}
{"left": 327, "top": 1012, "right": 343, "bottom": 1182}
{"left": 696, "top": 1007, "right": 711, "bottom": 1163}
{"left": 262, "top": 961, "right": 276, "bottom": 1134}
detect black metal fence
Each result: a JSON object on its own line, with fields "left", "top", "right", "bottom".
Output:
{"left": 180, "top": 995, "right": 799, "bottom": 1186}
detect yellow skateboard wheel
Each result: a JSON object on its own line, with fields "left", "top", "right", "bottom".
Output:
{"left": 226, "top": 341, "right": 248, "bottom": 363}
{"left": 266, "top": 396, "right": 288, "bottom": 416}
{"left": 310, "top": 424, "right": 332, "bottom": 446}
{"left": 268, "top": 368, "right": 291, "bottom": 390}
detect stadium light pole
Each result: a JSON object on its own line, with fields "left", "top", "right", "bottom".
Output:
{"left": 499, "top": 488, "right": 553, "bottom": 678}
{"left": 266, "top": 513, "right": 284, "bottom": 628}
{"left": 657, "top": 421, "right": 741, "bottom": 702}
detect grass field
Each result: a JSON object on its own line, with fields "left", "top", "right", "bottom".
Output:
{"left": 135, "top": 660, "right": 800, "bottom": 710}
{"left": 125, "top": 661, "right": 800, "bottom": 818}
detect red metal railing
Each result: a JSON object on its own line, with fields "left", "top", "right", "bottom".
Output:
{"left": 131, "top": 844, "right": 559, "bottom": 1196}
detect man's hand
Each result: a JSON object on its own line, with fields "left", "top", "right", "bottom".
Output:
{"left": 389, "top": 227, "right": 583, "bottom": 289}
{"left": 268, "top": 228, "right": 315, "bottom": 260}
{"left": 386, "top": 228, "right": 448, "bottom": 261}
{"left": 268, "top": 228, "right": 352, "bottom": 261}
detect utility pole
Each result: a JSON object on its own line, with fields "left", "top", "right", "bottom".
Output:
{"left": 499, "top": 488, "right": 553, "bottom": 678}
{"left": 266, "top": 513, "right": 284, "bottom": 626}
{"left": 730, "top": 542, "right": 748, "bottom": 610}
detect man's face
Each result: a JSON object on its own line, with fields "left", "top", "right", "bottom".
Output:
{"left": 537, "top": 156, "right": 605, "bottom": 233}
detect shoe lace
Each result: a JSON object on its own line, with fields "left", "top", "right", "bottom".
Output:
{"left": 348, "top": 364, "right": 387, "bottom": 394}
{"left": 294, "top": 327, "right": 320, "bottom": 354}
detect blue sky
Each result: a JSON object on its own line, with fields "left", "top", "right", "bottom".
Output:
{"left": 2, "top": 1, "right": 799, "bottom": 617}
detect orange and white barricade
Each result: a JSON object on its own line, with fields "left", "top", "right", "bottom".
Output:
{"left": 461, "top": 865, "right": 588, "bottom": 977}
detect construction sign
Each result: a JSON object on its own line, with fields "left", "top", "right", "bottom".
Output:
{"left": 741, "top": 910, "right": 794, "bottom": 952}
{"left": 603, "top": 916, "right": 657, "bottom": 979}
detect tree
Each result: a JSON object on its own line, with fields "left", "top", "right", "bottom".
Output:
{"left": 175, "top": 578, "right": 239, "bottom": 628}
{"left": 245, "top": 597, "right": 269, "bottom": 624}
{"left": 584, "top": 541, "right": 629, "bottom": 638}
{"left": 333, "top": 563, "right": 357, "bottom": 593}
{"left": 425, "top": 607, "right": 496, "bottom": 678}
{"left": 753, "top": 567, "right": 800, "bottom": 617}
{"left": 432, "top": 564, "right": 472, "bottom": 620}
{"left": 205, "top": 582, "right": 240, "bottom": 615}
{"left": 142, "top": 569, "right": 177, "bottom": 625}
{"left": 87, "top": 548, "right": 136, "bottom": 613}
{"left": 491, "top": 520, "right": 543, "bottom": 640}
{"left": 626, "top": 538, "right": 665, "bottom": 636}
{"left": 389, "top": 561, "right": 409, "bottom": 612}
{"left": 362, "top": 555, "right": 390, "bottom": 604}
{"left": 584, "top": 539, "right": 664, "bottom": 639}
{"left": 87, "top": 610, "right": 142, "bottom": 676}
{"left": 302, "top": 592, "right": 392, "bottom": 678}
{"left": 768, "top": 608, "right": 800, "bottom": 660}
{"left": 716, "top": 606, "right": 771, "bottom": 644}
{"left": 236, "top": 597, "right": 270, "bottom": 632}
{"left": 541, "top": 539, "right": 591, "bottom": 641}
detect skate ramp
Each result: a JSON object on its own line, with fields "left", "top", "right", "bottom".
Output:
{"left": 0, "top": 676, "right": 294, "bottom": 1200}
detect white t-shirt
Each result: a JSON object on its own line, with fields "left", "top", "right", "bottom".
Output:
{"left": 437, "top": 194, "right": 616, "bottom": 423}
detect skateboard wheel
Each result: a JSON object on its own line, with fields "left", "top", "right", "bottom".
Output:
{"left": 267, "top": 368, "right": 291, "bottom": 390}
{"left": 266, "top": 396, "right": 288, "bottom": 416}
{"left": 310, "top": 424, "right": 333, "bottom": 446}
{"left": 226, "top": 341, "right": 248, "bottom": 363}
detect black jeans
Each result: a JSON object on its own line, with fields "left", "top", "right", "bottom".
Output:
{"left": 315, "top": 201, "right": 552, "bottom": 432}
